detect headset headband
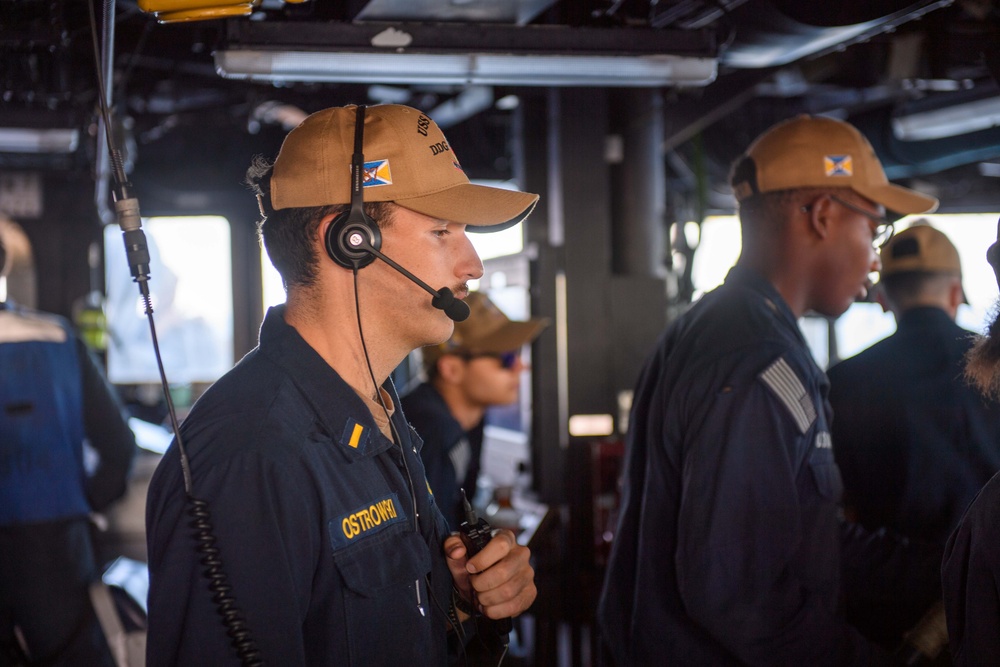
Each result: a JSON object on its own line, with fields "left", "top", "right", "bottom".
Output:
{"left": 348, "top": 105, "right": 367, "bottom": 223}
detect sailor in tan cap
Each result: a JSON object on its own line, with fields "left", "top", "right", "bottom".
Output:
{"left": 828, "top": 222, "right": 1000, "bottom": 645}
{"left": 403, "top": 291, "right": 549, "bottom": 529}
{"left": 146, "top": 105, "right": 538, "bottom": 665}
{"left": 600, "top": 115, "right": 940, "bottom": 665}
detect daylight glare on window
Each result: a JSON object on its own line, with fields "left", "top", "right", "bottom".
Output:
{"left": 692, "top": 213, "right": 1000, "bottom": 367}
{"left": 104, "top": 216, "right": 234, "bottom": 384}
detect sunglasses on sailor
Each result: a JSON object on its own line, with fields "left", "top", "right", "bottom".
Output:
{"left": 460, "top": 350, "right": 521, "bottom": 370}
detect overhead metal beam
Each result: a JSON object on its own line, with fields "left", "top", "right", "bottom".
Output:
{"left": 661, "top": 68, "right": 776, "bottom": 152}
{"left": 223, "top": 20, "right": 717, "bottom": 57}
{"left": 356, "top": 0, "right": 559, "bottom": 25}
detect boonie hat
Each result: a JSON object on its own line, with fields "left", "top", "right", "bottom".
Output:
{"left": 730, "top": 115, "right": 938, "bottom": 216}
{"left": 422, "top": 292, "right": 549, "bottom": 370}
{"left": 880, "top": 222, "right": 962, "bottom": 277}
{"left": 269, "top": 104, "right": 539, "bottom": 230}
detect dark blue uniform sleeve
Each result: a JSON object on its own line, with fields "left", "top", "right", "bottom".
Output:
{"left": 402, "top": 386, "right": 465, "bottom": 528}
{"left": 840, "top": 520, "right": 943, "bottom": 645}
{"left": 942, "top": 471, "right": 1000, "bottom": 665}
{"left": 421, "top": 436, "right": 458, "bottom": 523}
{"left": 146, "top": 451, "right": 323, "bottom": 665}
{"left": 674, "top": 365, "right": 879, "bottom": 666}
{"left": 77, "top": 336, "right": 136, "bottom": 512}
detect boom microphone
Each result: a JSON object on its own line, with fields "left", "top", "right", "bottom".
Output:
{"left": 429, "top": 286, "right": 470, "bottom": 322}
{"left": 347, "top": 231, "right": 470, "bottom": 322}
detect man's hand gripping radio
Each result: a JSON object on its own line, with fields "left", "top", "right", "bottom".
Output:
{"left": 458, "top": 490, "right": 513, "bottom": 645}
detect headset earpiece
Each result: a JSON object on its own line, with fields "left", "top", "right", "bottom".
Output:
{"left": 324, "top": 104, "right": 382, "bottom": 270}
{"left": 324, "top": 210, "right": 382, "bottom": 270}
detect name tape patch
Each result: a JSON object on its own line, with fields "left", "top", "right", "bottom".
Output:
{"left": 330, "top": 493, "right": 406, "bottom": 550}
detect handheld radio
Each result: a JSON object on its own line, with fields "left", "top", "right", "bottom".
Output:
{"left": 458, "top": 490, "right": 513, "bottom": 644}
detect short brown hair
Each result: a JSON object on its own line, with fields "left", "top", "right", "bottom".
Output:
{"left": 247, "top": 156, "right": 394, "bottom": 289}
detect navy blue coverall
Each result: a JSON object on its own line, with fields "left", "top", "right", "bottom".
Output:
{"left": 598, "top": 265, "right": 921, "bottom": 666}
{"left": 829, "top": 306, "right": 1000, "bottom": 544}
{"left": 943, "top": 468, "right": 1000, "bottom": 665}
{"left": 146, "top": 305, "right": 456, "bottom": 666}
{"left": 828, "top": 306, "right": 1000, "bottom": 645}
{"left": 0, "top": 301, "right": 136, "bottom": 666}
{"left": 402, "top": 382, "right": 484, "bottom": 529}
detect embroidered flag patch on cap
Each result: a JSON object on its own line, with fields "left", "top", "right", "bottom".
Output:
{"left": 362, "top": 159, "right": 392, "bottom": 187}
{"left": 728, "top": 115, "right": 937, "bottom": 216}
{"left": 823, "top": 155, "right": 852, "bottom": 177}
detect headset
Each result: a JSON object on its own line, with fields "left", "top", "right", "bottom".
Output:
{"left": 323, "top": 105, "right": 471, "bottom": 322}
{"left": 323, "top": 105, "right": 382, "bottom": 271}
{"left": 327, "top": 103, "right": 454, "bottom": 639}
{"left": 332, "top": 106, "right": 509, "bottom": 665}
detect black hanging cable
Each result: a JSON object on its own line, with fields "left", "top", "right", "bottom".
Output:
{"left": 350, "top": 268, "right": 513, "bottom": 667}
{"left": 345, "top": 107, "right": 475, "bottom": 662}
{"left": 351, "top": 270, "right": 423, "bottom": 536}
{"left": 352, "top": 268, "right": 478, "bottom": 655}
{"left": 86, "top": 1, "right": 261, "bottom": 663}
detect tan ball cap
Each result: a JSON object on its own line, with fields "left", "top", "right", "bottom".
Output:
{"left": 880, "top": 222, "right": 961, "bottom": 277}
{"left": 422, "top": 292, "right": 550, "bottom": 370}
{"left": 270, "top": 104, "right": 539, "bottom": 230}
{"left": 731, "top": 115, "right": 938, "bottom": 216}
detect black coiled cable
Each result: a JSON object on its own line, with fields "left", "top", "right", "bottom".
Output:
{"left": 188, "top": 496, "right": 263, "bottom": 666}
{"left": 86, "top": 1, "right": 265, "bottom": 663}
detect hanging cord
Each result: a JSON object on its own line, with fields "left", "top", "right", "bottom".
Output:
{"left": 350, "top": 271, "right": 509, "bottom": 667}
{"left": 352, "top": 268, "right": 478, "bottom": 662}
{"left": 86, "top": 2, "right": 261, "bottom": 663}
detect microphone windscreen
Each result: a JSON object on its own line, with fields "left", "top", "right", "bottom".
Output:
{"left": 445, "top": 299, "right": 471, "bottom": 322}
{"left": 432, "top": 287, "right": 471, "bottom": 322}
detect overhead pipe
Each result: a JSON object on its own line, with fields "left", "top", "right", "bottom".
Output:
{"left": 718, "top": 0, "right": 953, "bottom": 69}
{"left": 612, "top": 89, "right": 667, "bottom": 278}
{"left": 855, "top": 106, "right": 1000, "bottom": 180}
{"left": 93, "top": 0, "right": 115, "bottom": 226}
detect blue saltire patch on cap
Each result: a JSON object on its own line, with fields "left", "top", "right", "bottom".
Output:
{"left": 824, "top": 155, "right": 853, "bottom": 177}
{"left": 362, "top": 159, "right": 392, "bottom": 187}
{"left": 329, "top": 493, "right": 406, "bottom": 550}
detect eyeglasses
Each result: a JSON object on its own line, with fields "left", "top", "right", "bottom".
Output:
{"left": 460, "top": 350, "right": 520, "bottom": 370}
{"left": 801, "top": 195, "right": 894, "bottom": 248}
{"left": 828, "top": 195, "right": 894, "bottom": 248}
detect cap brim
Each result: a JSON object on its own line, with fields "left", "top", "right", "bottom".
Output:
{"left": 463, "top": 318, "right": 550, "bottom": 354}
{"left": 396, "top": 183, "right": 539, "bottom": 230}
{"left": 854, "top": 182, "right": 938, "bottom": 216}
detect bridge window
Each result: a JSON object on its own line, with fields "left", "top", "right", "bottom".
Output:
{"left": 691, "top": 212, "right": 1000, "bottom": 368}
{"left": 104, "top": 216, "right": 234, "bottom": 384}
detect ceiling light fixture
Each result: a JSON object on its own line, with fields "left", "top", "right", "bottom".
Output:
{"left": 892, "top": 94, "right": 1000, "bottom": 142}
{"left": 0, "top": 128, "right": 79, "bottom": 154}
{"left": 215, "top": 50, "right": 718, "bottom": 88}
